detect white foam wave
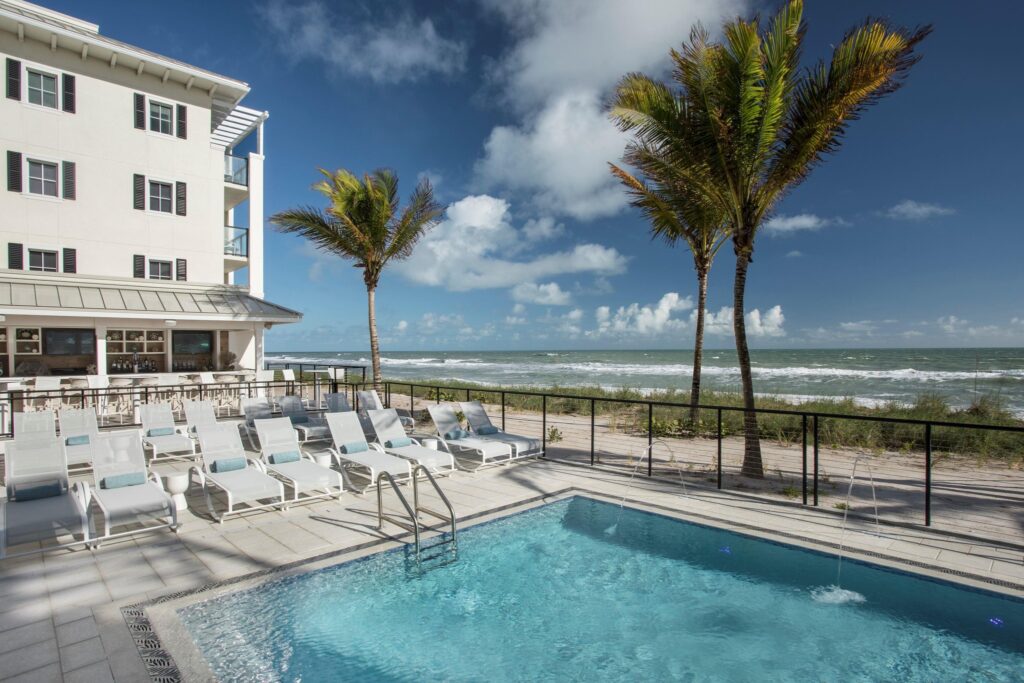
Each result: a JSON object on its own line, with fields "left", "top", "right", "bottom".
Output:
{"left": 811, "top": 586, "right": 866, "bottom": 605}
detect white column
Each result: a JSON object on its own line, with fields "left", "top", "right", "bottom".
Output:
{"left": 255, "top": 323, "right": 265, "bottom": 370}
{"left": 247, "top": 136, "right": 265, "bottom": 299}
{"left": 95, "top": 324, "right": 107, "bottom": 375}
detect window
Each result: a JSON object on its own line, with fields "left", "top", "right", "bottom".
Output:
{"left": 149, "top": 101, "right": 173, "bottom": 135}
{"left": 27, "top": 160, "right": 58, "bottom": 197}
{"left": 27, "top": 69, "right": 57, "bottom": 108}
{"left": 149, "top": 260, "right": 172, "bottom": 280}
{"left": 28, "top": 249, "right": 58, "bottom": 272}
{"left": 149, "top": 181, "right": 172, "bottom": 213}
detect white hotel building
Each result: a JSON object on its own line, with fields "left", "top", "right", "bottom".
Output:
{"left": 0, "top": 0, "right": 299, "bottom": 378}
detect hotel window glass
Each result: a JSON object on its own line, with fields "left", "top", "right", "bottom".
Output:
{"left": 28, "top": 160, "right": 58, "bottom": 196}
{"left": 149, "top": 260, "right": 172, "bottom": 280}
{"left": 28, "top": 249, "right": 58, "bottom": 272}
{"left": 149, "top": 181, "right": 172, "bottom": 213}
{"left": 27, "top": 69, "right": 57, "bottom": 108}
{"left": 149, "top": 101, "right": 173, "bottom": 135}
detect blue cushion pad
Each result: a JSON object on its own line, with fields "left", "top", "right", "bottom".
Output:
{"left": 445, "top": 429, "right": 469, "bottom": 441}
{"left": 385, "top": 437, "right": 412, "bottom": 448}
{"left": 211, "top": 457, "right": 247, "bottom": 473}
{"left": 476, "top": 425, "right": 499, "bottom": 435}
{"left": 101, "top": 472, "right": 147, "bottom": 489}
{"left": 14, "top": 480, "right": 63, "bottom": 501}
{"left": 65, "top": 434, "right": 90, "bottom": 446}
{"left": 269, "top": 451, "right": 301, "bottom": 465}
{"left": 147, "top": 427, "right": 176, "bottom": 437}
{"left": 341, "top": 441, "right": 368, "bottom": 454}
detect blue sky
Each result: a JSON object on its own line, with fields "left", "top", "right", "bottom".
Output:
{"left": 51, "top": 1, "right": 1024, "bottom": 351}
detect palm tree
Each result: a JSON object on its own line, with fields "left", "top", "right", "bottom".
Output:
{"left": 609, "top": 0, "right": 929, "bottom": 476}
{"left": 271, "top": 169, "right": 443, "bottom": 392}
{"left": 607, "top": 163, "right": 729, "bottom": 425}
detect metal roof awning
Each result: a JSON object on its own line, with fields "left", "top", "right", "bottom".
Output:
{"left": 211, "top": 103, "right": 267, "bottom": 149}
{"left": 0, "top": 273, "right": 301, "bottom": 324}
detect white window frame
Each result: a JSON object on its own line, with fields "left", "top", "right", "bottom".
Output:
{"left": 148, "top": 179, "right": 173, "bottom": 214}
{"left": 148, "top": 258, "right": 173, "bottom": 281}
{"left": 27, "top": 248, "right": 59, "bottom": 273}
{"left": 25, "top": 157, "right": 60, "bottom": 199}
{"left": 148, "top": 100, "right": 173, "bottom": 135}
{"left": 26, "top": 67, "right": 58, "bottom": 109}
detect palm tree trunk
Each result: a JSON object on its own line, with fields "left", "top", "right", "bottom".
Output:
{"left": 733, "top": 252, "right": 764, "bottom": 478}
{"left": 366, "top": 286, "right": 383, "bottom": 393}
{"left": 689, "top": 268, "right": 708, "bottom": 426}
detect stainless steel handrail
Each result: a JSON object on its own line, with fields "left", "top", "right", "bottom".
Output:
{"left": 376, "top": 471, "right": 419, "bottom": 553}
{"left": 412, "top": 464, "right": 458, "bottom": 544}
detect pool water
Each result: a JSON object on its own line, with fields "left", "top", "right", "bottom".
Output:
{"left": 179, "top": 497, "right": 1024, "bottom": 681}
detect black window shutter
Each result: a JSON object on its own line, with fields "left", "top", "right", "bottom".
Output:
{"left": 175, "top": 258, "right": 187, "bottom": 281}
{"left": 8, "top": 243, "right": 23, "bottom": 270}
{"left": 61, "top": 74, "right": 75, "bottom": 113}
{"left": 62, "top": 248, "right": 77, "bottom": 273}
{"left": 176, "top": 104, "right": 187, "bottom": 139}
{"left": 7, "top": 151, "right": 21, "bottom": 192}
{"left": 133, "top": 174, "right": 145, "bottom": 210}
{"left": 62, "top": 161, "right": 76, "bottom": 200}
{"left": 134, "top": 93, "right": 145, "bottom": 129}
{"left": 133, "top": 254, "right": 145, "bottom": 278}
{"left": 175, "top": 181, "right": 186, "bottom": 216}
{"left": 5, "top": 59, "right": 19, "bottom": 101}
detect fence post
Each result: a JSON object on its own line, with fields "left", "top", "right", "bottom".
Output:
{"left": 812, "top": 415, "right": 819, "bottom": 506}
{"left": 925, "top": 422, "right": 932, "bottom": 526}
{"left": 716, "top": 408, "right": 722, "bottom": 489}
{"left": 647, "top": 403, "right": 653, "bottom": 477}
{"left": 542, "top": 395, "right": 547, "bottom": 457}
{"left": 801, "top": 414, "right": 808, "bottom": 505}
{"left": 590, "top": 398, "right": 596, "bottom": 466}
{"left": 501, "top": 392, "right": 506, "bottom": 430}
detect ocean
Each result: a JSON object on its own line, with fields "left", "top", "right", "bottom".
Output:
{"left": 265, "top": 348, "right": 1024, "bottom": 416}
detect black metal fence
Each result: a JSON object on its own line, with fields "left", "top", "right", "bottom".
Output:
{"left": 381, "top": 380, "right": 1024, "bottom": 546}
{"left": 263, "top": 360, "right": 368, "bottom": 384}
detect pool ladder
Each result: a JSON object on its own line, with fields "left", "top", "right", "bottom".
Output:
{"left": 376, "top": 465, "right": 458, "bottom": 567}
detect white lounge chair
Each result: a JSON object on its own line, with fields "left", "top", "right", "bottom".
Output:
{"left": 0, "top": 437, "right": 90, "bottom": 559}
{"left": 357, "top": 390, "right": 415, "bottom": 429}
{"left": 193, "top": 424, "right": 286, "bottom": 523}
{"left": 366, "top": 409, "right": 456, "bottom": 476}
{"left": 253, "top": 417, "right": 343, "bottom": 503}
{"left": 427, "top": 404, "right": 513, "bottom": 470}
{"left": 240, "top": 397, "right": 273, "bottom": 448}
{"left": 89, "top": 432, "right": 177, "bottom": 544}
{"left": 57, "top": 407, "right": 100, "bottom": 469}
{"left": 278, "top": 395, "right": 331, "bottom": 443}
{"left": 13, "top": 411, "right": 56, "bottom": 444}
{"left": 184, "top": 399, "right": 218, "bottom": 437}
{"left": 140, "top": 403, "right": 196, "bottom": 462}
{"left": 460, "top": 400, "right": 543, "bottom": 458}
{"left": 324, "top": 392, "right": 351, "bottom": 413}
{"left": 324, "top": 411, "right": 412, "bottom": 491}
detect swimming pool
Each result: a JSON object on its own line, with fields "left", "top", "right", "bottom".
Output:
{"left": 179, "top": 496, "right": 1023, "bottom": 681}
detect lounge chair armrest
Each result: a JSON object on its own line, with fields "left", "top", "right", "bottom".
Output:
{"left": 175, "top": 426, "right": 190, "bottom": 436}
{"left": 188, "top": 465, "right": 206, "bottom": 488}
{"left": 246, "top": 457, "right": 267, "bottom": 473}
{"left": 72, "top": 480, "right": 91, "bottom": 509}
{"left": 368, "top": 443, "right": 386, "bottom": 454}
{"left": 148, "top": 471, "right": 165, "bottom": 490}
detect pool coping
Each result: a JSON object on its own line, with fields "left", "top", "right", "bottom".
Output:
{"left": 122, "top": 486, "right": 1024, "bottom": 682}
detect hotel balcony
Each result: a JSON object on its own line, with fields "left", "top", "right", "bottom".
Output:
{"left": 224, "top": 154, "right": 249, "bottom": 209}
{"left": 224, "top": 225, "right": 249, "bottom": 274}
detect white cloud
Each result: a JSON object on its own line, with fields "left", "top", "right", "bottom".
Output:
{"left": 475, "top": 91, "right": 628, "bottom": 220}
{"left": 785, "top": 250, "right": 803, "bottom": 258}
{"left": 764, "top": 213, "right": 846, "bottom": 236}
{"left": 521, "top": 217, "right": 565, "bottom": 242}
{"left": 395, "top": 320, "right": 408, "bottom": 333}
{"left": 886, "top": 200, "right": 955, "bottom": 221}
{"left": 700, "top": 305, "right": 786, "bottom": 338}
{"left": 479, "top": 0, "right": 743, "bottom": 107}
{"left": 396, "top": 194, "right": 627, "bottom": 291}
{"left": 505, "top": 315, "right": 528, "bottom": 325}
{"left": 260, "top": 1, "right": 466, "bottom": 83}
{"left": 593, "top": 292, "right": 693, "bottom": 336}
{"left": 511, "top": 282, "right": 572, "bottom": 306}
{"left": 839, "top": 320, "right": 877, "bottom": 333}
{"left": 937, "top": 315, "right": 966, "bottom": 334}
{"left": 416, "top": 170, "right": 443, "bottom": 190}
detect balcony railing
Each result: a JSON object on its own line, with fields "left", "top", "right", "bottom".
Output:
{"left": 224, "top": 154, "right": 248, "bottom": 186}
{"left": 224, "top": 225, "right": 249, "bottom": 257}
